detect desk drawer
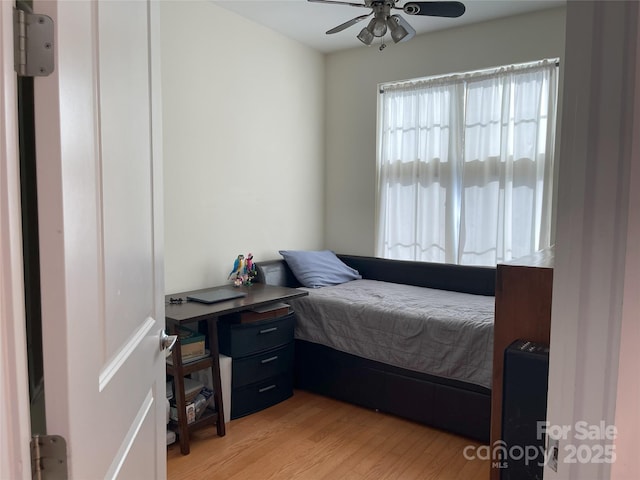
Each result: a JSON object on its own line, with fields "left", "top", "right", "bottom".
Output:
{"left": 232, "top": 343, "right": 294, "bottom": 388}
{"left": 231, "top": 374, "right": 293, "bottom": 419}
{"left": 218, "top": 313, "right": 294, "bottom": 357}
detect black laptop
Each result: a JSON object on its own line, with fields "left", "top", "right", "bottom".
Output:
{"left": 187, "top": 289, "right": 247, "bottom": 304}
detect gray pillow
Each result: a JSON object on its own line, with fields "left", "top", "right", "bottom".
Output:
{"left": 278, "top": 250, "right": 361, "bottom": 288}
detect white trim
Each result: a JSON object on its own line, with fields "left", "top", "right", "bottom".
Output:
{"left": 611, "top": 3, "right": 640, "bottom": 477}
{"left": 0, "top": 2, "right": 33, "bottom": 479}
{"left": 545, "top": 2, "right": 639, "bottom": 479}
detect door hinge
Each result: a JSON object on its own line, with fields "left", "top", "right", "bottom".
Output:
{"left": 13, "top": 7, "right": 54, "bottom": 77}
{"left": 31, "top": 435, "right": 68, "bottom": 480}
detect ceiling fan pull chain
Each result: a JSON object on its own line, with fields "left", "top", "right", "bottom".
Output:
{"left": 379, "top": 35, "right": 387, "bottom": 51}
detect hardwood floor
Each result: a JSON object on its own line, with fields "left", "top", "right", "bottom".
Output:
{"left": 167, "top": 390, "right": 490, "bottom": 480}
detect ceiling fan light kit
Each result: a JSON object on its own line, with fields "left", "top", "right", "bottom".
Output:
{"left": 309, "top": 0, "right": 465, "bottom": 49}
{"left": 357, "top": 26, "right": 375, "bottom": 45}
{"left": 371, "top": 15, "right": 388, "bottom": 36}
{"left": 387, "top": 15, "right": 410, "bottom": 43}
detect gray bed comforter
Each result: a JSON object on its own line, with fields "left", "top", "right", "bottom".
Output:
{"left": 289, "top": 279, "right": 494, "bottom": 389}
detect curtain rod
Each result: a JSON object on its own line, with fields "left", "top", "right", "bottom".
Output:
{"left": 379, "top": 59, "right": 560, "bottom": 94}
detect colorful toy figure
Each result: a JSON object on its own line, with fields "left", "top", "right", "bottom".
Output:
{"left": 229, "top": 253, "right": 257, "bottom": 286}
{"left": 228, "top": 254, "right": 245, "bottom": 279}
{"left": 245, "top": 253, "right": 254, "bottom": 274}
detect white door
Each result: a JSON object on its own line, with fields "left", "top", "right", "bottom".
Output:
{"left": 33, "top": 1, "right": 166, "bottom": 478}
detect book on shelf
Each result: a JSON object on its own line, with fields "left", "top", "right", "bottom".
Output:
{"left": 166, "top": 381, "right": 174, "bottom": 400}
{"left": 176, "top": 325, "right": 205, "bottom": 358}
{"left": 183, "top": 377, "right": 205, "bottom": 402}
{"left": 166, "top": 349, "right": 210, "bottom": 366}
{"left": 166, "top": 377, "right": 204, "bottom": 406}
{"left": 169, "top": 387, "right": 215, "bottom": 424}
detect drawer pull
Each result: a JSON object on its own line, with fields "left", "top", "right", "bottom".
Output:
{"left": 259, "top": 327, "right": 278, "bottom": 334}
{"left": 261, "top": 356, "right": 279, "bottom": 364}
{"left": 258, "top": 384, "right": 276, "bottom": 393}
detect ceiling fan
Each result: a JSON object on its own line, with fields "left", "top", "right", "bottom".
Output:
{"left": 308, "top": 0, "right": 466, "bottom": 48}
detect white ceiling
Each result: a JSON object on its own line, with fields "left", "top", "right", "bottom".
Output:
{"left": 211, "top": 0, "right": 565, "bottom": 53}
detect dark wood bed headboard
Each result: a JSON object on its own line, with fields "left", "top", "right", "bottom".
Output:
{"left": 254, "top": 259, "right": 301, "bottom": 288}
{"left": 255, "top": 255, "right": 496, "bottom": 296}
{"left": 337, "top": 254, "right": 496, "bottom": 296}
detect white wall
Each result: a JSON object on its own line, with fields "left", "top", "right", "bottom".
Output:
{"left": 160, "top": 1, "right": 325, "bottom": 293}
{"left": 324, "top": 7, "right": 566, "bottom": 255}
{"left": 160, "top": 4, "right": 567, "bottom": 290}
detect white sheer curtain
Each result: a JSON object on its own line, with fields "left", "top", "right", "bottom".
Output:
{"left": 376, "top": 60, "right": 558, "bottom": 265}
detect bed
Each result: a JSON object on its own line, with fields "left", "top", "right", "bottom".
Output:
{"left": 255, "top": 254, "right": 496, "bottom": 442}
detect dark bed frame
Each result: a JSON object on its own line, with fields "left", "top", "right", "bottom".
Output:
{"left": 255, "top": 254, "right": 496, "bottom": 442}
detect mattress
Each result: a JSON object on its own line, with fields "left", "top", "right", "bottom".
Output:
{"left": 289, "top": 279, "right": 494, "bottom": 389}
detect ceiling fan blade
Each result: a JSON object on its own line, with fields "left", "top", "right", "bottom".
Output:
{"left": 307, "top": 0, "right": 369, "bottom": 8}
{"left": 402, "top": 1, "right": 466, "bottom": 18}
{"left": 326, "top": 13, "right": 372, "bottom": 34}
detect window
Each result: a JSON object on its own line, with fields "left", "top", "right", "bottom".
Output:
{"left": 375, "top": 59, "right": 559, "bottom": 266}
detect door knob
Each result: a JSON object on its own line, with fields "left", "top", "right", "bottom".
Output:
{"left": 160, "top": 330, "right": 178, "bottom": 354}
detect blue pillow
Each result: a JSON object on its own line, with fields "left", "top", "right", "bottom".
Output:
{"left": 278, "top": 250, "right": 361, "bottom": 288}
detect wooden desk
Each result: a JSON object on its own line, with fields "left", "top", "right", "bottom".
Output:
{"left": 165, "top": 283, "right": 308, "bottom": 455}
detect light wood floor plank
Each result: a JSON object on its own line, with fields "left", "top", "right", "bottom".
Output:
{"left": 167, "top": 390, "right": 490, "bottom": 480}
